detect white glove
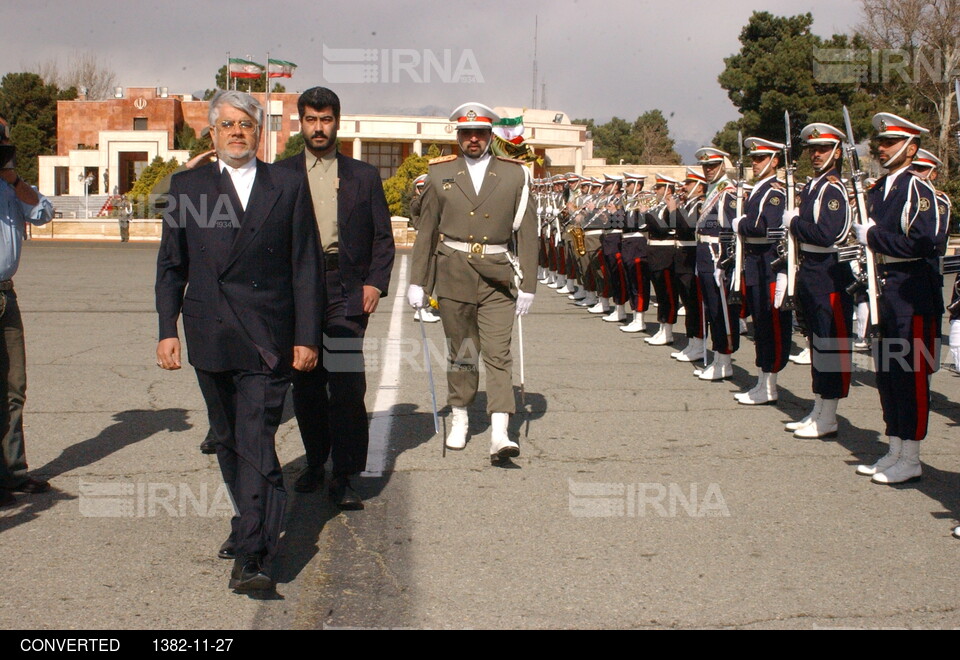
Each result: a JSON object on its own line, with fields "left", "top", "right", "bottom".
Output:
{"left": 782, "top": 208, "right": 799, "bottom": 230}
{"left": 407, "top": 284, "right": 425, "bottom": 309}
{"left": 951, "top": 320, "right": 960, "bottom": 372}
{"left": 731, "top": 214, "right": 746, "bottom": 233}
{"left": 714, "top": 268, "right": 724, "bottom": 289}
{"left": 774, "top": 272, "right": 788, "bottom": 308}
{"left": 854, "top": 218, "right": 876, "bottom": 246}
{"left": 516, "top": 291, "right": 535, "bottom": 316}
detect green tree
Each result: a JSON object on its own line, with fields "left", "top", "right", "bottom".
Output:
{"left": 715, "top": 12, "right": 875, "bottom": 155}
{"left": 128, "top": 156, "right": 180, "bottom": 217}
{"left": 633, "top": 110, "right": 682, "bottom": 165}
{"left": 383, "top": 144, "right": 440, "bottom": 217}
{"left": 573, "top": 114, "right": 681, "bottom": 164}
{"left": 276, "top": 133, "right": 304, "bottom": 161}
{"left": 8, "top": 123, "right": 46, "bottom": 186}
{"left": 0, "top": 72, "right": 76, "bottom": 185}
{"left": 203, "top": 66, "right": 286, "bottom": 99}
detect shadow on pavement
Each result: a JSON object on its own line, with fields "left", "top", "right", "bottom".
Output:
{"left": 0, "top": 408, "right": 192, "bottom": 534}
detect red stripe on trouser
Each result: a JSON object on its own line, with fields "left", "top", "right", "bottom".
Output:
{"left": 912, "top": 316, "right": 932, "bottom": 441}
{"left": 635, "top": 258, "right": 645, "bottom": 309}
{"left": 664, "top": 270, "right": 677, "bottom": 323}
{"left": 616, "top": 253, "right": 627, "bottom": 305}
{"left": 829, "top": 292, "right": 851, "bottom": 397}
{"left": 600, "top": 257, "right": 611, "bottom": 298}
{"left": 770, "top": 281, "right": 783, "bottom": 371}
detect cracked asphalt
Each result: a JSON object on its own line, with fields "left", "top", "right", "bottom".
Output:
{"left": 1, "top": 241, "right": 959, "bottom": 630}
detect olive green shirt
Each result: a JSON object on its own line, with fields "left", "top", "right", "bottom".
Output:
{"left": 306, "top": 149, "right": 338, "bottom": 253}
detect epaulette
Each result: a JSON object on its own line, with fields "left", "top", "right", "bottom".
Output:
{"left": 496, "top": 156, "right": 527, "bottom": 165}
{"left": 826, "top": 176, "right": 841, "bottom": 184}
{"left": 429, "top": 155, "right": 458, "bottom": 165}
{"left": 770, "top": 181, "right": 785, "bottom": 191}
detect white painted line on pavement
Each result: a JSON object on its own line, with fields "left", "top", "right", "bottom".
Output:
{"left": 362, "top": 254, "right": 408, "bottom": 478}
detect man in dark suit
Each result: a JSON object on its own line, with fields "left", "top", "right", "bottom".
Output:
{"left": 155, "top": 90, "right": 322, "bottom": 593}
{"left": 275, "top": 87, "right": 394, "bottom": 509}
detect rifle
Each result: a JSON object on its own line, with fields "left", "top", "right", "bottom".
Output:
{"left": 780, "top": 111, "right": 799, "bottom": 311}
{"left": 727, "top": 130, "right": 745, "bottom": 305}
{"left": 842, "top": 105, "right": 881, "bottom": 338}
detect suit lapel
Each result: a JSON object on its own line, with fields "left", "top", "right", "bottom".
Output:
{"left": 337, "top": 153, "right": 359, "bottom": 233}
{"left": 222, "top": 161, "right": 281, "bottom": 273}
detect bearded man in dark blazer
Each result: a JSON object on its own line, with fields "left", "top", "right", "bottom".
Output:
{"left": 275, "top": 87, "right": 395, "bottom": 509}
{"left": 155, "top": 90, "right": 323, "bottom": 593}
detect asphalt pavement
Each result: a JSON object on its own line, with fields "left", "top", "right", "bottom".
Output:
{"left": 1, "top": 241, "right": 958, "bottom": 630}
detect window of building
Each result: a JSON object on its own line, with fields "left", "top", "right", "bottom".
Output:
{"left": 133, "top": 117, "right": 148, "bottom": 130}
{"left": 361, "top": 142, "right": 403, "bottom": 180}
{"left": 269, "top": 115, "right": 282, "bottom": 132}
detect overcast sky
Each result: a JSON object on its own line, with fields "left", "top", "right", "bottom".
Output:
{"left": 8, "top": 0, "right": 863, "bottom": 158}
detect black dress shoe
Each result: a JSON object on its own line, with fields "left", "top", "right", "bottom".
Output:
{"left": 329, "top": 477, "right": 364, "bottom": 510}
{"left": 218, "top": 539, "right": 236, "bottom": 560}
{"left": 200, "top": 430, "right": 217, "bottom": 455}
{"left": 12, "top": 478, "right": 50, "bottom": 494}
{"left": 294, "top": 466, "right": 325, "bottom": 494}
{"left": 229, "top": 555, "right": 273, "bottom": 592}
{"left": 0, "top": 489, "right": 15, "bottom": 508}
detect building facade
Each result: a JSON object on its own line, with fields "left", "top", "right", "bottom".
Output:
{"left": 38, "top": 88, "right": 592, "bottom": 198}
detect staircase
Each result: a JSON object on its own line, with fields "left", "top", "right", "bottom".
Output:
{"left": 49, "top": 195, "right": 112, "bottom": 219}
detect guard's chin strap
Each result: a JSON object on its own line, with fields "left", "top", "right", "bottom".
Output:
{"left": 815, "top": 144, "right": 841, "bottom": 175}
{"left": 755, "top": 157, "right": 776, "bottom": 181}
{"left": 882, "top": 138, "right": 916, "bottom": 171}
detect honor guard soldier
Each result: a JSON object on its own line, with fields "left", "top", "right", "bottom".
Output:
{"left": 555, "top": 173, "right": 581, "bottom": 296}
{"left": 580, "top": 177, "right": 611, "bottom": 314}
{"left": 910, "top": 149, "right": 952, "bottom": 271}
{"left": 619, "top": 173, "right": 650, "bottom": 333}
{"left": 693, "top": 147, "right": 739, "bottom": 380}
{"left": 668, "top": 168, "right": 708, "bottom": 360}
{"left": 600, "top": 174, "right": 628, "bottom": 323}
{"left": 853, "top": 113, "right": 941, "bottom": 484}
{"left": 407, "top": 102, "right": 538, "bottom": 462}
{"left": 782, "top": 123, "right": 853, "bottom": 438}
{"left": 732, "top": 138, "right": 790, "bottom": 405}
{"left": 916, "top": 152, "right": 960, "bottom": 373}
{"left": 643, "top": 174, "right": 682, "bottom": 346}
{"left": 569, "top": 177, "right": 596, "bottom": 304}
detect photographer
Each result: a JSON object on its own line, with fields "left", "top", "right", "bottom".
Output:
{"left": 0, "top": 117, "right": 54, "bottom": 507}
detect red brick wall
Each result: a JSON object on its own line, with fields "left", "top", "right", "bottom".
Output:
{"left": 57, "top": 90, "right": 183, "bottom": 155}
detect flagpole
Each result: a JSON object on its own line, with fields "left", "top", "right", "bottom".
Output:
{"left": 226, "top": 52, "right": 231, "bottom": 91}
{"left": 265, "top": 52, "right": 270, "bottom": 162}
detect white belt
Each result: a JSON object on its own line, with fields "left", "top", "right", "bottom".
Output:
{"left": 745, "top": 238, "right": 776, "bottom": 245}
{"left": 698, "top": 235, "right": 721, "bottom": 244}
{"left": 622, "top": 232, "right": 645, "bottom": 239}
{"left": 801, "top": 243, "right": 838, "bottom": 254}
{"left": 443, "top": 239, "right": 509, "bottom": 255}
{"left": 584, "top": 229, "right": 604, "bottom": 236}
{"left": 647, "top": 239, "right": 675, "bottom": 247}
{"left": 677, "top": 240, "right": 697, "bottom": 247}
{"left": 605, "top": 229, "right": 623, "bottom": 235}
{"left": 877, "top": 255, "right": 922, "bottom": 265}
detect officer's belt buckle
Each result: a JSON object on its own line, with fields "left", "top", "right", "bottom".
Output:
{"left": 470, "top": 242, "right": 484, "bottom": 255}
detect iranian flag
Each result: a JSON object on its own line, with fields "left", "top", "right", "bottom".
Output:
{"left": 229, "top": 58, "right": 264, "bottom": 79}
{"left": 493, "top": 116, "right": 525, "bottom": 145}
{"left": 268, "top": 59, "right": 297, "bottom": 78}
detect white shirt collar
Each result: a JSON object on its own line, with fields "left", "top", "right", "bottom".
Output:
{"left": 884, "top": 165, "right": 910, "bottom": 200}
{"left": 218, "top": 158, "right": 257, "bottom": 210}
{"left": 465, "top": 152, "right": 492, "bottom": 195}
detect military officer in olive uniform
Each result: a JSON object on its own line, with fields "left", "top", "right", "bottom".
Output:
{"left": 408, "top": 102, "right": 538, "bottom": 463}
